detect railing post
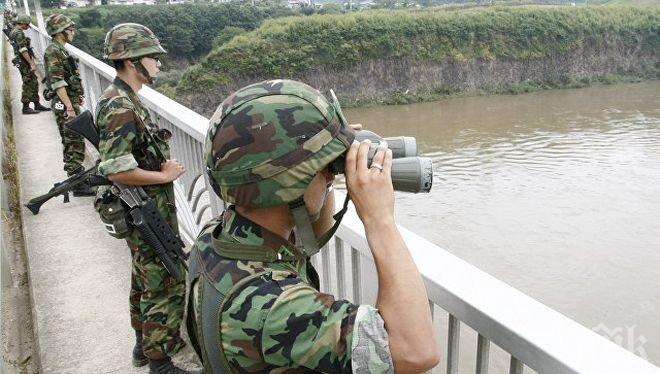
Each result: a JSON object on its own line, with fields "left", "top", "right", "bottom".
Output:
{"left": 509, "top": 356, "right": 524, "bottom": 374}
{"left": 22, "top": 0, "right": 31, "bottom": 16}
{"left": 476, "top": 334, "right": 490, "bottom": 374}
{"left": 447, "top": 314, "right": 460, "bottom": 374}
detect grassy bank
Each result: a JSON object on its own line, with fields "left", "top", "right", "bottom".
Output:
{"left": 176, "top": 5, "right": 659, "bottom": 110}
{"left": 374, "top": 66, "right": 659, "bottom": 106}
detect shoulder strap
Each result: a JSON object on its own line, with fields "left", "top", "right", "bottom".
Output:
{"left": 188, "top": 245, "right": 274, "bottom": 373}
{"left": 129, "top": 99, "right": 168, "bottom": 162}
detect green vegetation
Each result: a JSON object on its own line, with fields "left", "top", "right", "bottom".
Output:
{"left": 45, "top": 3, "right": 299, "bottom": 61}
{"left": 377, "top": 66, "right": 659, "bottom": 105}
{"left": 176, "top": 5, "right": 659, "bottom": 94}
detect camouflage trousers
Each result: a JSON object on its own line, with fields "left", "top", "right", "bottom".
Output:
{"left": 128, "top": 236, "right": 186, "bottom": 360}
{"left": 17, "top": 63, "right": 38, "bottom": 104}
{"left": 52, "top": 99, "right": 85, "bottom": 174}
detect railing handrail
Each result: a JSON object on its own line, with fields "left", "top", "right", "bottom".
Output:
{"left": 25, "top": 23, "right": 660, "bottom": 374}
{"left": 335, "top": 196, "right": 659, "bottom": 373}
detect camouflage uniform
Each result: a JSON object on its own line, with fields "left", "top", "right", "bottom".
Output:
{"left": 187, "top": 80, "right": 394, "bottom": 372}
{"left": 44, "top": 14, "right": 85, "bottom": 174}
{"left": 9, "top": 22, "right": 39, "bottom": 105}
{"left": 96, "top": 75, "right": 185, "bottom": 360}
{"left": 3, "top": 10, "right": 14, "bottom": 37}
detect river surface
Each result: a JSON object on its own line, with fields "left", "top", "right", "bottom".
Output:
{"left": 345, "top": 81, "right": 660, "bottom": 366}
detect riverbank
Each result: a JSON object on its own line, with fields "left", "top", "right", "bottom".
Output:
{"left": 370, "top": 67, "right": 658, "bottom": 106}
{"left": 176, "top": 5, "right": 659, "bottom": 116}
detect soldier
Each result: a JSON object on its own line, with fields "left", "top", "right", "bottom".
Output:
{"left": 44, "top": 14, "right": 94, "bottom": 194}
{"left": 3, "top": 9, "right": 14, "bottom": 37}
{"left": 186, "top": 79, "right": 440, "bottom": 372}
{"left": 9, "top": 14, "right": 50, "bottom": 115}
{"left": 95, "top": 23, "right": 190, "bottom": 374}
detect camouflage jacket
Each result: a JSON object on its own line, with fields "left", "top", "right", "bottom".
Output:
{"left": 96, "top": 76, "right": 177, "bottom": 245}
{"left": 9, "top": 27, "right": 32, "bottom": 60}
{"left": 44, "top": 39, "right": 83, "bottom": 100}
{"left": 188, "top": 207, "right": 394, "bottom": 373}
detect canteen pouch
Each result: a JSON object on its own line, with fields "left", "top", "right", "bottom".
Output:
{"left": 95, "top": 193, "right": 131, "bottom": 239}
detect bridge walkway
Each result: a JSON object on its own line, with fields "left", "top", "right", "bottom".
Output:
{"left": 8, "top": 48, "right": 197, "bottom": 374}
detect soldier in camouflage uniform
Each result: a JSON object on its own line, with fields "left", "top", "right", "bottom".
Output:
{"left": 3, "top": 9, "right": 14, "bottom": 37}
{"left": 96, "top": 23, "right": 190, "bottom": 374}
{"left": 187, "top": 79, "right": 440, "bottom": 372}
{"left": 9, "top": 14, "right": 51, "bottom": 115}
{"left": 44, "top": 14, "right": 93, "bottom": 193}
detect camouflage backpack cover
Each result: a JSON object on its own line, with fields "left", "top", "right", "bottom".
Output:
{"left": 103, "top": 23, "right": 166, "bottom": 60}
{"left": 45, "top": 14, "right": 74, "bottom": 36}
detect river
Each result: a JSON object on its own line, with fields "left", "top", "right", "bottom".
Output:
{"left": 345, "top": 81, "right": 660, "bottom": 367}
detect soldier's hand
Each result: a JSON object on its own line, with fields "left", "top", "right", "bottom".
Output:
{"left": 161, "top": 159, "right": 186, "bottom": 182}
{"left": 349, "top": 123, "right": 363, "bottom": 131}
{"left": 29, "top": 63, "right": 36, "bottom": 72}
{"left": 65, "top": 107, "right": 76, "bottom": 119}
{"left": 345, "top": 140, "right": 394, "bottom": 230}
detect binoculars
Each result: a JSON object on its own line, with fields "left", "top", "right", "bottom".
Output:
{"left": 328, "top": 130, "right": 433, "bottom": 193}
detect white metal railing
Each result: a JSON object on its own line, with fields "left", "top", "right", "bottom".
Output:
{"left": 26, "top": 25, "right": 660, "bottom": 374}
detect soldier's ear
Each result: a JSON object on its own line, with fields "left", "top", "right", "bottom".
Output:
{"left": 124, "top": 59, "right": 136, "bottom": 71}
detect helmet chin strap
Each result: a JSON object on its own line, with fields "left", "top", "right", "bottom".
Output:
{"left": 132, "top": 59, "right": 154, "bottom": 84}
{"left": 288, "top": 193, "right": 352, "bottom": 258}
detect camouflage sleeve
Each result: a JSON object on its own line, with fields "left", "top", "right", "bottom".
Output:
{"left": 13, "top": 30, "right": 29, "bottom": 53}
{"left": 351, "top": 305, "right": 394, "bottom": 373}
{"left": 261, "top": 275, "right": 358, "bottom": 372}
{"left": 44, "top": 47, "right": 67, "bottom": 89}
{"left": 97, "top": 100, "right": 140, "bottom": 176}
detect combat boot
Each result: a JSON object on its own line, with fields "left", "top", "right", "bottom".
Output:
{"left": 22, "top": 103, "right": 39, "bottom": 115}
{"left": 148, "top": 357, "right": 191, "bottom": 374}
{"left": 132, "top": 330, "right": 148, "bottom": 367}
{"left": 33, "top": 102, "right": 51, "bottom": 111}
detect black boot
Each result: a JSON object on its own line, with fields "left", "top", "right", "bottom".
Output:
{"left": 22, "top": 103, "right": 39, "bottom": 115}
{"left": 132, "top": 330, "right": 148, "bottom": 367}
{"left": 149, "top": 357, "right": 190, "bottom": 374}
{"left": 33, "top": 102, "right": 51, "bottom": 111}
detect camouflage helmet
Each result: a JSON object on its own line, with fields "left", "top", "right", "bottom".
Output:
{"left": 205, "top": 79, "right": 355, "bottom": 208}
{"left": 14, "top": 14, "right": 30, "bottom": 25}
{"left": 45, "top": 14, "right": 74, "bottom": 36}
{"left": 103, "top": 23, "right": 166, "bottom": 60}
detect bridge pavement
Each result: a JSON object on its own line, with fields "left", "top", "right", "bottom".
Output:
{"left": 8, "top": 54, "right": 198, "bottom": 373}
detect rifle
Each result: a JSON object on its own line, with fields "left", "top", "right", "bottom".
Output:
{"left": 24, "top": 166, "right": 108, "bottom": 215}
{"left": 24, "top": 112, "right": 109, "bottom": 215}
{"left": 66, "top": 110, "right": 187, "bottom": 280}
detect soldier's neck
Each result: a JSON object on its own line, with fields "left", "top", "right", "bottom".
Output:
{"left": 53, "top": 35, "right": 66, "bottom": 45}
{"left": 116, "top": 70, "right": 143, "bottom": 93}
{"left": 235, "top": 205, "right": 294, "bottom": 242}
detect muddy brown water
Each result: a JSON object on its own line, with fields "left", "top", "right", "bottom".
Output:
{"left": 345, "top": 81, "right": 660, "bottom": 366}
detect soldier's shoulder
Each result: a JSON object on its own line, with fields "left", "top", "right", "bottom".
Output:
{"left": 222, "top": 270, "right": 303, "bottom": 318}
{"left": 44, "top": 43, "right": 58, "bottom": 57}
{"left": 97, "top": 87, "right": 136, "bottom": 113}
